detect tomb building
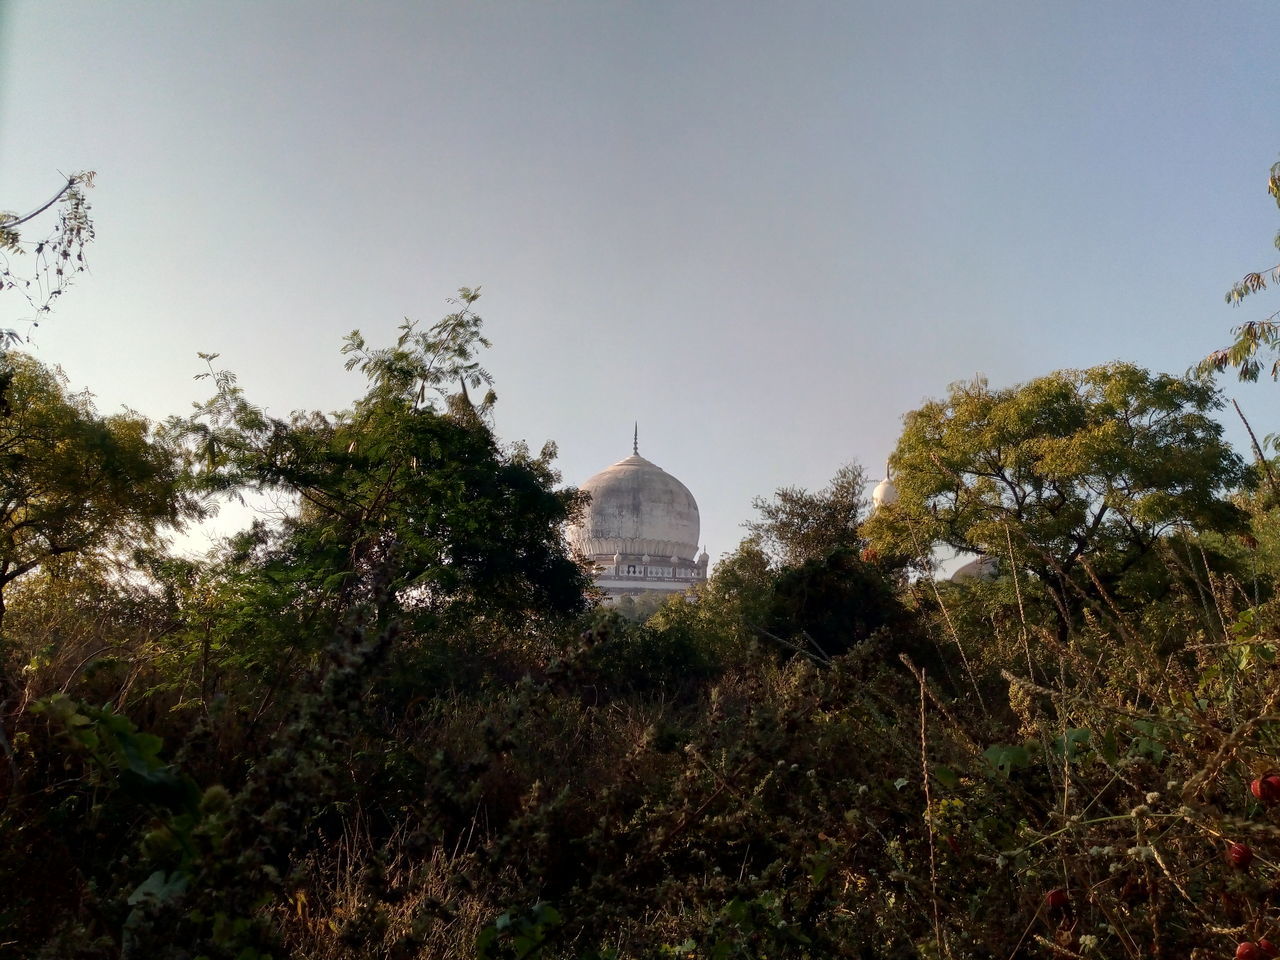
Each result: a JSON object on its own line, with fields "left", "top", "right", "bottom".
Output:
{"left": 567, "top": 428, "right": 708, "bottom": 601}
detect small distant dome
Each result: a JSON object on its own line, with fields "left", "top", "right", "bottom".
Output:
{"left": 669, "top": 555, "right": 679, "bottom": 564}
{"left": 872, "top": 476, "right": 898, "bottom": 509}
{"left": 642, "top": 554, "right": 651, "bottom": 563}
{"left": 698, "top": 547, "right": 709, "bottom": 564}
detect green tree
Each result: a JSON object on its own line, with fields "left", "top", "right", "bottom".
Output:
{"left": 762, "top": 546, "right": 912, "bottom": 661}
{"left": 1199, "top": 157, "right": 1280, "bottom": 383}
{"left": 865, "top": 363, "right": 1247, "bottom": 629}
{"left": 737, "top": 464, "right": 914, "bottom": 661}
{"left": 0, "top": 353, "right": 195, "bottom": 679}
{"left": 172, "top": 291, "right": 589, "bottom": 679}
{"left": 745, "top": 462, "right": 867, "bottom": 566}
{"left": 646, "top": 539, "right": 774, "bottom": 661}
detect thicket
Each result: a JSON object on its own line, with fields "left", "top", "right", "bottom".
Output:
{"left": 7, "top": 279, "right": 1280, "bottom": 958}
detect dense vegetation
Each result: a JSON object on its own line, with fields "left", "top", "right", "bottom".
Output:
{"left": 7, "top": 165, "right": 1280, "bottom": 959}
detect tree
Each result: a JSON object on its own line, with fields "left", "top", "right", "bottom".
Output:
{"left": 651, "top": 464, "right": 909, "bottom": 666}
{"left": 1, "top": 173, "right": 96, "bottom": 346}
{"left": 646, "top": 539, "right": 775, "bottom": 660}
{"left": 0, "top": 353, "right": 195, "bottom": 666}
{"left": 173, "top": 291, "right": 589, "bottom": 659}
{"left": 745, "top": 462, "right": 868, "bottom": 566}
{"left": 1199, "top": 158, "right": 1280, "bottom": 382}
{"left": 865, "top": 363, "right": 1247, "bottom": 628}
{"left": 762, "top": 546, "right": 912, "bottom": 661}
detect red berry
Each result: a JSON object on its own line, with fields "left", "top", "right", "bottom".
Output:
{"left": 1044, "top": 888, "right": 1069, "bottom": 911}
{"left": 1251, "top": 773, "right": 1280, "bottom": 806}
{"left": 1229, "top": 842, "right": 1255, "bottom": 869}
{"left": 1239, "top": 943, "right": 1264, "bottom": 960}
{"left": 1260, "top": 940, "right": 1278, "bottom": 959}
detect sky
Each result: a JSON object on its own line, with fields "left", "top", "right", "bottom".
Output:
{"left": 2, "top": 1, "right": 1279, "bottom": 561}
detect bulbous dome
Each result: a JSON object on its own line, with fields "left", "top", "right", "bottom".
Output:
{"left": 567, "top": 453, "right": 700, "bottom": 560}
{"left": 872, "top": 476, "right": 898, "bottom": 509}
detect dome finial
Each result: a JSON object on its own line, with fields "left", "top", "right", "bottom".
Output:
{"left": 633, "top": 421, "right": 639, "bottom": 456}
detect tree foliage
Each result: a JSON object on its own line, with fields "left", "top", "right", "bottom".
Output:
{"left": 762, "top": 546, "right": 913, "bottom": 661}
{"left": 0, "top": 353, "right": 196, "bottom": 634}
{"left": 866, "top": 363, "right": 1247, "bottom": 623}
{"left": 1199, "top": 158, "right": 1280, "bottom": 382}
{"left": 170, "top": 290, "right": 588, "bottom": 663}
{"left": 1, "top": 173, "right": 96, "bottom": 346}
{"left": 655, "top": 465, "right": 909, "bottom": 664}
{"left": 744, "top": 462, "right": 867, "bottom": 567}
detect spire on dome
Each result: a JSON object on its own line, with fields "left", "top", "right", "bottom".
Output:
{"left": 872, "top": 461, "right": 899, "bottom": 511}
{"left": 633, "top": 422, "right": 639, "bottom": 456}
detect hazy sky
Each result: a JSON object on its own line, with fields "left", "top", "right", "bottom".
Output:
{"left": 2, "top": 1, "right": 1279, "bottom": 559}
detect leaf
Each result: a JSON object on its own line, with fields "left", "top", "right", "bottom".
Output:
{"left": 1050, "top": 728, "right": 1091, "bottom": 761}
{"left": 984, "top": 743, "right": 1031, "bottom": 776}
{"left": 127, "top": 870, "right": 188, "bottom": 907}
{"left": 931, "top": 764, "right": 960, "bottom": 790}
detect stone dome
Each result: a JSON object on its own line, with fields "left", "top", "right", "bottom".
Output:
{"left": 872, "top": 461, "right": 899, "bottom": 510}
{"left": 872, "top": 476, "right": 898, "bottom": 509}
{"left": 567, "top": 452, "right": 701, "bottom": 561}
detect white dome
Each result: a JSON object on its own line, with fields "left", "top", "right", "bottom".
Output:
{"left": 567, "top": 453, "right": 700, "bottom": 560}
{"left": 872, "top": 477, "right": 898, "bottom": 509}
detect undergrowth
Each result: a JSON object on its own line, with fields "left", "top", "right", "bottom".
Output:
{"left": 7, "top": 534, "right": 1280, "bottom": 960}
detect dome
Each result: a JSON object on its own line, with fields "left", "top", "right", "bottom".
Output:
{"left": 872, "top": 476, "right": 898, "bottom": 509}
{"left": 567, "top": 452, "right": 701, "bottom": 561}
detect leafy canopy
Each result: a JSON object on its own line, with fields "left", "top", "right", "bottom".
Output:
{"left": 745, "top": 462, "right": 867, "bottom": 567}
{"left": 651, "top": 464, "right": 906, "bottom": 665}
{"left": 172, "top": 290, "right": 588, "bottom": 645}
{"left": 1199, "top": 158, "right": 1280, "bottom": 382}
{"left": 0, "top": 353, "right": 197, "bottom": 627}
{"left": 866, "top": 363, "right": 1246, "bottom": 607}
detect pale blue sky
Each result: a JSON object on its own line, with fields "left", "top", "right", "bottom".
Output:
{"left": 2, "top": 1, "right": 1278, "bottom": 559}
